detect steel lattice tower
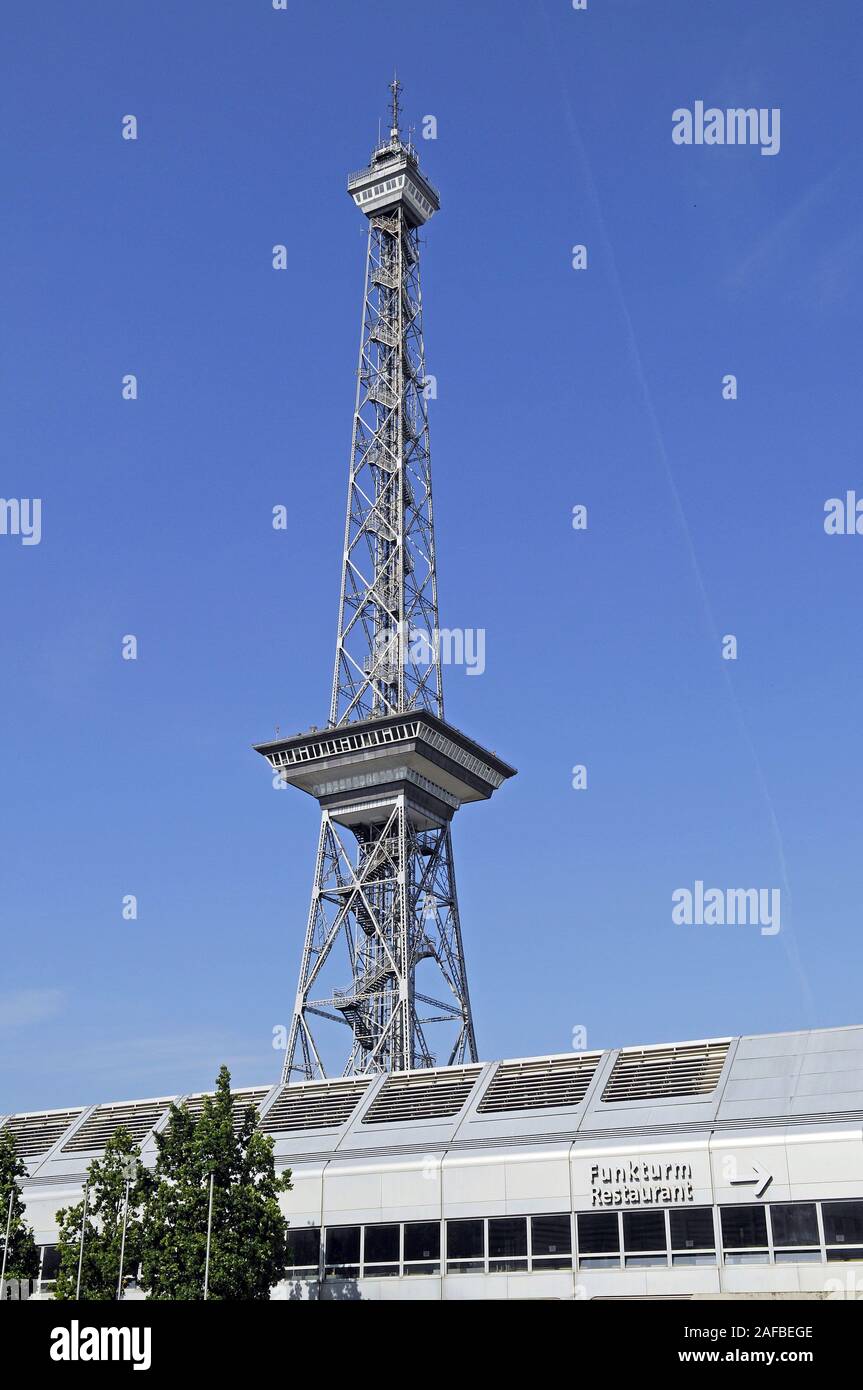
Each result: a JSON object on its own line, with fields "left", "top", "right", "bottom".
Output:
{"left": 256, "top": 82, "right": 515, "bottom": 1083}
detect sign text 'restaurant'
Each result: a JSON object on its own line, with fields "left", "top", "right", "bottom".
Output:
{"left": 590, "top": 1160, "right": 694, "bottom": 1208}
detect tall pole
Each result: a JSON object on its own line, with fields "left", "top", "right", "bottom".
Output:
{"left": 75, "top": 1181, "right": 89, "bottom": 1300}
{"left": 0, "top": 1183, "right": 14, "bottom": 1300}
{"left": 203, "top": 1170, "right": 215, "bottom": 1300}
{"left": 116, "top": 1177, "right": 131, "bottom": 1301}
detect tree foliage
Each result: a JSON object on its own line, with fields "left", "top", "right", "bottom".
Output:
{"left": 54, "top": 1127, "right": 147, "bottom": 1300}
{"left": 139, "top": 1065, "right": 292, "bottom": 1300}
{"left": 0, "top": 1127, "right": 39, "bottom": 1284}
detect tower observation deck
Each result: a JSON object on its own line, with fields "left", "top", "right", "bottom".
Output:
{"left": 256, "top": 81, "right": 515, "bottom": 1083}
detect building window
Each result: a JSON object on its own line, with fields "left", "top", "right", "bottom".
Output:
{"left": 362, "top": 1223, "right": 400, "bottom": 1277}
{"left": 446, "top": 1219, "right": 484, "bottom": 1273}
{"left": 404, "top": 1221, "right": 440, "bottom": 1275}
{"left": 670, "top": 1207, "right": 716, "bottom": 1266}
{"left": 530, "top": 1214, "right": 572, "bottom": 1270}
{"left": 309, "top": 1199, "right": 863, "bottom": 1284}
{"left": 720, "top": 1205, "right": 769, "bottom": 1264}
{"left": 823, "top": 1201, "right": 863, "bottom": 1262}
{"left": 623, "top": 1210, "right": 668, "bottom": 1267}
{"left": 38, "top": 1245, "right": 61, "bottom": 1287}
{"left": 769, "top": 1203, "right": 820, "bottom": 1263}
{"left": 488, "top": 1217, "right": 527, "bottom": 1273}
{"left": 577, "top": 1212, "right": 620, "bottom": 1268}
{"left": 286, "top": 1227, "right": 320, "bottom": 1276}
{"left": 325, "top": 1226, "right": 360, "bottom": 1278}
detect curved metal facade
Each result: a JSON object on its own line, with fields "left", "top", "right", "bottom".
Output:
{"left": 9, "top": 1024, "right": 863, "bottom": 1299}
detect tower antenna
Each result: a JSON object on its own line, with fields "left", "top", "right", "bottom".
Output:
{"left": 256, "top": 88, "right": 515, "bottom": 1081}
{"left": 390, "top": 72, "right": 402, "bottom": 141}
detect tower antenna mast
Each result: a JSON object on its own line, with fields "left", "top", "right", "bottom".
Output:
{"left": 256, "top": 83, "right": 515, "bottom": 1082}
{"left": 390, "top": 73, "right": 402, "bottom": 140}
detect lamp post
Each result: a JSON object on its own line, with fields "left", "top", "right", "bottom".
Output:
{"left": 75, "top": 1181, "right": 90, "bottom": 1300}
{"left": 116, "top": 1157, "right": 137, "bottom": 1301}
{"left": 0, "top": 1181, "right": 15, "bottom": 1300}
{"left": 203, "top": 1169, "right": 215, "bottom": 1300}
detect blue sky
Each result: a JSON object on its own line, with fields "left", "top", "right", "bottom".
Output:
{"left": 2, "top": 0, "right": 862, "bottom": 1112}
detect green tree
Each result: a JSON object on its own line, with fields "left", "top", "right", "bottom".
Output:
{"left": 140, "top": 1065, "right": 292, "bottom": 1300}
{"left": 54, "top": 1128, "right": 147, "bottom": 1300}
{"left": 0, "top": 1127, "right": 39, "bottom": 1288}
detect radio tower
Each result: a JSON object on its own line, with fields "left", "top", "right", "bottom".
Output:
{"left": 256, "top": 80, "right": 515, "bottom": 1082}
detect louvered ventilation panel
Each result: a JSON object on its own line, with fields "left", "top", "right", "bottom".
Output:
{"left": 62, "top": 1100, "right": 171, "bottom": 1153}
{"left": 477, "top": 1054, "right": 602, "bottom": 1114}
{"left": 2, "top": 1109, "right": 84, "bottom": 1157}
{"left": 259, "top": 1079, "right": 372, "bottom": 1134}
{"left": 601, "top": 1041, "right": 730, "bottom": 1103}
{"left": 181, "top": 1088, "right": 270, "bottom": 1133}
{"left": 363, "top": 1067, "right": 481, "bottom": 1125}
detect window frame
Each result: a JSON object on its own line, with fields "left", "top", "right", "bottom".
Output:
{"left": 402, "top": 1220, "right": 441, "bottom": 1276}
{"left": 767, "top": 1201, "right": 820, "bottom": 1263}
{"left": 529, "top": 1213, "right": 574, "bottom": 1271}
{"left": 324, "top": 1223, "right": 361, "bottom": 1277}
{"left": 576, "top": 1210, "right": 623, "bottom": 1268}
{"left": 669, "top": 1206, "right": 718, "bottom": 1267}
{"left": 622, "top": 1208, "right": 671, "bottom": 1268}
{"left": 821, "top": 1199, "right": 863, "bottom": 1263}
{"left": 487, "top": 1215, "right": 528, "bottom": 1274}
{"left": 360, "top": 1221, "right": 401, "bottom": 1277}
{"left": 445, "top": 1217, "right": 486, "bottom": 1274}
{"left": 720, "top": 1203, "right": 770, "bottom": 1264}
{"left": 285, "top": 1226, "right": 321, "bottom": 1278}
